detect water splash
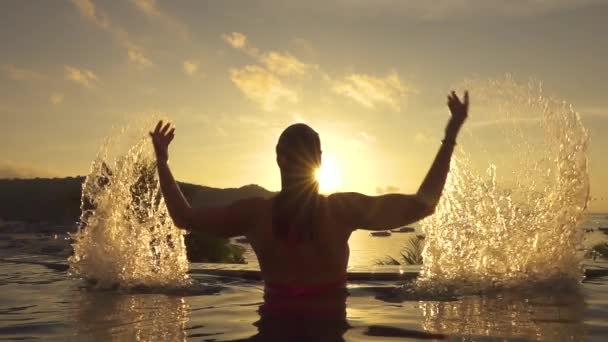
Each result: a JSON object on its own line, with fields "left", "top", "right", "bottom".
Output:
{"left": 69, "top": 120, "right": 190, "bottom": 288}
{"left": 419, "top": 76, "right": 589, "bottom": 292}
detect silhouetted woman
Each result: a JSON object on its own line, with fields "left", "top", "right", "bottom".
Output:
{"left": 150, "top": 91, "right": 469, "bottom": 336}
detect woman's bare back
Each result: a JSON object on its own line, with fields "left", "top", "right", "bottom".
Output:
{"left": 246, "top": 196, "right": 351, "bottom": 286}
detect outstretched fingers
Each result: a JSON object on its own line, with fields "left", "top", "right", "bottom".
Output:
{"left": 447, "top": 93, "right": 457, "bottom": 105}
{"left": 452, "top": 91, "right": 462, "bottom": 104}
{"left": 447, "top": 90, "right": 470, "bottom": 107}
{"left": 152, "top": 120, "right": 163, "bottom": 135}
{"left": 167, "top": 128, "right": 175, "bottom": 143}
{"left": 160, "top": 122, "right": 172, "bottom": 136}
{"left": 150, "top": 120, "right": 175, "bottom": 137}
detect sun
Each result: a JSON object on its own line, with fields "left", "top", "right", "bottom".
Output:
{"left": 315, "top": 155, "right": 342, "bottom": 193}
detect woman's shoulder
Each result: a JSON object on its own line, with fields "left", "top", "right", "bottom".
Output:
{"left": 241, "top": 196, "right": 272, "bottom": 207}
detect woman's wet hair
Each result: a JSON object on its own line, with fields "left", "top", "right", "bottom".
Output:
{"left": 272, "top": 123, "right": 321, "bottom": 241}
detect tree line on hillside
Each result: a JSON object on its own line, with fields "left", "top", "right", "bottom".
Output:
{"left": 0, "top": 174, "right": 275, "bottom": 263}
{"left": 0, "top": 176, "right": 273, "bottom": 224}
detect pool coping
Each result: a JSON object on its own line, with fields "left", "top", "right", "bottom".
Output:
{"left": 2, "top": 255, "right": 608, "bottom": 281}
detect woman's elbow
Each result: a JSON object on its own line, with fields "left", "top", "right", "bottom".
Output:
{"left": 171, "top": 218, "right": 189, "bottom": 230}
{"left": 415, "top": 201, "right": 436, "bottom": 220}
{"left": 421, "top": 204, "right": 436, "bottom": 219}
{"left": 169, "top": 211, "right": 192, "bottom": 230}
{"left": 173, "top": 220, "right": 190, "bottom": 230}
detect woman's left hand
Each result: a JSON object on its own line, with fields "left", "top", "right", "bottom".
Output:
{"left": 149, "top": 120, "right": 175, "bottom": 164}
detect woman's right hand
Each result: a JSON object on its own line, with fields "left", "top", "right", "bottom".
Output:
{"left": 447, "top": 91, "right": 468, "bottom": 124}
{"left": 149, "top": 120, "right": 175, "bottom": 164}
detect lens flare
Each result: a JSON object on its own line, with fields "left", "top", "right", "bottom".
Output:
{"left": 315, "top": 155, "right": 342, "bottom": 193}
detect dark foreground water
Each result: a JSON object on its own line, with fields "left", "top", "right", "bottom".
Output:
{"left": 1, "top": 259, "right": 608, "bottom": 341}
{"left": 1, "top": 214, "right": 608, "bottom": 341}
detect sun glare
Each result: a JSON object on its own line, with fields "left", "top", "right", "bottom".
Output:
{"left": 315, "top": 156, "right": 342, "bottom": 193}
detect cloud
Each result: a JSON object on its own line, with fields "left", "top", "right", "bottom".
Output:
{"left": 223, "top": 32, "right": 318, "bottom": 107}
{"left": 130, "top": 0, "right": 189, "bottom": 39}
{"left": 49, "top": 93, "right": 64, "bottom": 105}
{"left": 0, "top": 160, "right": 58, "bottom": 179}
{"left": 183, "top": 59, "right": 200, "bottom": 76}
{"left": 70, "top": 0, "right": 111, "bottom": 29}
{"left": 333, "top": 71, "right": 412, "bottom": 111}
{"left": 222, "top": 32, "right": 247, "bottom": 49}
{"left": 260, "top": 51, "right": 314, "bottom": 77}
{"left": 130, "top": 0, "right": 160, "bottom": 16}
{"left": 1, "top": 64, "right": 43, "bottom": 81}
{"left": 230, "top": 65, "right": 298, "bottom": 111}
{"left": 128, "top": 48, "right": 154, "bottom": 69}
{"left": 222, "top": 33, "right": 313, "bottom": 77}
{"left": 64, "top": 66, "right": 99, "bottom": 88}
{"left": 70, "top": 0, "right": 153, "bottom": 68}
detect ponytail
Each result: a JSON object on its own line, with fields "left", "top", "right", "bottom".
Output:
{"left": 272, "top": 124, "right": 322, "bottom": 242}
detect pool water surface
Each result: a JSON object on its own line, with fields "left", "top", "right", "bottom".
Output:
{"left": 1, "top": 260, "right": 608, "bottom": 341}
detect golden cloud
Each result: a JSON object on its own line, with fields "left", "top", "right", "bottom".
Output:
{"left": 49, "top": 93, "right": 64, "bottom": 105}
{"left": 183, "top": 60, "right": 199, "bottom": 76}
{"left": 333, "top": 71, "right": 412, "bottom": 111}
{"left": 222, "top": 32, "right": 247, "bottom": 49}
{"left": 64, "top": 66, "right": 99, "bottom": 88}
{"left": 130, "top": 0, "right": 160, "bottom": 17}
{"left": 70, "top": 0, "right": 153, "bottom": 69}
{"left": 128, "top": 48, "right": 153, "bottom": 69}
{"left": 130, "top": 0, "right": 189, "bottom": 39}
{"left": 70, "top": 0, "right": 111, "bottom": 29}
{"left": 260, "top": 51, "right": 313, "bottom": 77}
{"left": 230, "top": 65, "right": 298, "bottom": 111}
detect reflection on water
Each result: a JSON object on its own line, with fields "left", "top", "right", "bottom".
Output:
{"left": 74, "top": 290, "right": 190, "bottom": 341}
{"left": 250, "top": 315, "right": 350, "bottom": 341}
{"left": 366, "top": 279, "right": 588, "bottom": 341}
{"left": 1, "top": 262, "right": 607, "bottom": 341}
{"left": 250, "top": 288, "right": 350, "bottom": 341}
{"left": 419, "top": 287, "right": 586, "bottom": 341}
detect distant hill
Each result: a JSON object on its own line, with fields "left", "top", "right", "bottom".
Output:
{"left": 0, "top": 177, "right": 275, "bottom": 225}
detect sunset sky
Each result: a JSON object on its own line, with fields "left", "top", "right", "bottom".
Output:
{"left": 1, "top": 1, "right": 607, "bottom": 211}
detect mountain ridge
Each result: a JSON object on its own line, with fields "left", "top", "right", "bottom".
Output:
{"left": 0, "top": 176, "right": 276, "bottom": 224}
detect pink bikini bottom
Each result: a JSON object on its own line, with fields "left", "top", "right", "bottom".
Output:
{"left": 264, "top": 274, "right": 348, "bottom": 297}
{"left": 260, "top": 275, "right": 348, "bottom": 318}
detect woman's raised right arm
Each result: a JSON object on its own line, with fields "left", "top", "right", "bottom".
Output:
{"left": 329, "top": 91, "right": 469, "bottom": 231}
